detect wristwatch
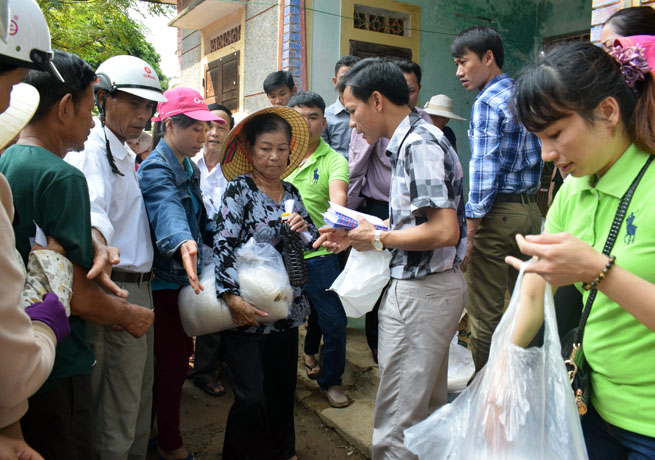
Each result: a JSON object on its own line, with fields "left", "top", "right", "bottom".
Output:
{"left": 373, "top": 229, "right": 384, "bottom": 251}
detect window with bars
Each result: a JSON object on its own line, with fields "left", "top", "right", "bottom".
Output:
{"left": 353, "top": 4, "right": 409, "bottom": 36}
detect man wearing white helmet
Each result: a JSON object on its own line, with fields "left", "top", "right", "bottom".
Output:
{"left": 66, "top": 54, "right": 167, "bottom": 460}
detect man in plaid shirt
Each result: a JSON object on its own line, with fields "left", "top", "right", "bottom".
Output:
{"left": 451, "top": 26, "right": 542, "bottom": 373}
{"left": 314, "top": 58, "right": 467, "bottom": 460}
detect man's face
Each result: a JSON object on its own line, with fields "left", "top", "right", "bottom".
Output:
{"left": 0, "top": 67, "right": 29, "bottom": 113}
{"left": 203, "top": 109, "right": 230, "bottom": 155}
{"left": 104, "top": 90, "right": 157, "bottom": 143}
{"left": 267, "top": 85, "right": 296, "bottom": 106}
{"left": 69, "top": 85, "right": 96, "bottom": 152}
{"left": 454, "top": 49, "right": 492, "bottom": 92}
{"left": 403, "top": 72, "right": 420, "bottom": 109}
{"left": 293, "top": 105, "right": 326, "bottom": 146}
{"left": 342, "top": 86, "right": 384, "bottom": 144}
{"left": 332, "top": 65, "right": 350, "bottom": 88}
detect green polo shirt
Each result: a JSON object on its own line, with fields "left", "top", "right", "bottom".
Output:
{"left": 0, "top": 145, "right": 95, "bottom": 392}
{"left": 546, "top": 144, "right": 655, "bottom": 436}
{"left": 285, "top": 139, "right": 349, "bottom": 259}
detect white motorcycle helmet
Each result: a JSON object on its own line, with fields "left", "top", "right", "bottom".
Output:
{"left": 95, "top": 55, "right": 167, "bottom": 102}
{"left": 0, "top": 0, "right": 63, "bottom": 82}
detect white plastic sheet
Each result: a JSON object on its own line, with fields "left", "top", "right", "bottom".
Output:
{"left": 404, "top": 265, "right": 588, "bottom": 460}
{"left": 329, "top": 248, "right": 392, "bottom": 318}
{"left": 178, "top": 239, "right": 292, "bottom": 336}
{"left": 447, "top": 335, "right": 474, "bottom": 393}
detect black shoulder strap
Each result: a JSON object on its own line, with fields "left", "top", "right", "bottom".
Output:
{"left": 575, "top": 154, "right": 653, "bottom": 344}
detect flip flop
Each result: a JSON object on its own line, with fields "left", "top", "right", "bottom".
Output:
{"left": 303, "top": 355, "right": 321, "bottom": 380}
{"left": 194, "top": 379, "right": 226, "bottom": 397}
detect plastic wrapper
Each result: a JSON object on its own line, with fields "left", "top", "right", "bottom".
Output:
{"left": 178, "top": 238, "right": 292, "bottom": 336}
{"left": 404, "top": 265, "right": 588, "bottom": 460}
{"left": 447, "top": 335, "right": 474, "bottom": 393}
{"left": 329, "top": 248, "right": 391, "bottom": 318}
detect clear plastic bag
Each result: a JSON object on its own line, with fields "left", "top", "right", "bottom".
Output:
{"left": 447, "top": 334, "right": 474, "bottom": 393}
{"left": 178, "top": 238, "right": 292, "bottom": 336}
{"left": 235, "top": 238, "right": 293, "bottom": 319}
{"left": 404, "top": 264, "right": 588, "bottom": 460}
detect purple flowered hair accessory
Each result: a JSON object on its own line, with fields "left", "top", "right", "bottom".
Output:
{"left": 608, "top": 43, "right": 650, "bottom": 89}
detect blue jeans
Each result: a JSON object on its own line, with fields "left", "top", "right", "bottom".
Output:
{"left": 303, "top": 254, "right": 347, "bottom": 389}
{"left": 583, "top": 405, "right": 655, "bottom": 459}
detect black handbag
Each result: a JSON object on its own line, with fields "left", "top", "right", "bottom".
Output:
{"left": 280, "top": 221, "right": 308, "bottom": 286}
{"left": 562, "top": 155, "right": 653, "bottom": 416}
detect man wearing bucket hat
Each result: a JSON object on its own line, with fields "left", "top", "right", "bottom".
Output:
{"left": 423, "top": 94, "right": 466, "bottom": 151}
{"left": 65, "top": 54, "right": 167, "bottom": 460}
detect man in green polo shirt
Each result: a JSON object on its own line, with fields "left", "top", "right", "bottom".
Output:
{"left": 287, "top": 91, "right": 351, "bottom": 408}
{"left": 0, "top": 50, "right": 153, "bottom": 459}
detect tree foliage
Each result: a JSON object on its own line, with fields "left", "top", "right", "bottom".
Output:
{"left": 38, "top": 0, "right": 174, "bottom": 88}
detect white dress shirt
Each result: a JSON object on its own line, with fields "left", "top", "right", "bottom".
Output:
{"left": 66, "top": 124, "right": 153, "bottom": 272}
{"left": 193, "top": 151, "right": 228, "bottom": 218}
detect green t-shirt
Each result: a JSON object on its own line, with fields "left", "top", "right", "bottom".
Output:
{"left": 0, "top": 145, "right": 95, "bottom": 390}
{"left": 285, "top": 139, "right": 349, "bottom": 259}
{"left": 546, "top": 144, "right": 655, "bottom": 436}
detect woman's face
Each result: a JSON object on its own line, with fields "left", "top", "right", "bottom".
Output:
{"left": 534, "top": 110, "right": 619, "bottom": 179}
{"left": 601, "top": 22, "right": 621, "bottom": 52}
{"left": 248, "top": 129, "right": 290, "bottom": 180}
{"left": 167, "top": 120, "right": 208, "bottom": 158}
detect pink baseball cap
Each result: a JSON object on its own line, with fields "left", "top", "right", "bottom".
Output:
{"left": 152, "top": 87, "right": 225, "bottom": 123}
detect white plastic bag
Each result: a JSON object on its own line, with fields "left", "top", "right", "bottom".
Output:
{"left": 447, "top": 335, "right": 474, "bottom": 393}
{"left": 404, "top": 264, "right": 588, "bottom": 460}
{"left": 178, "top": 238, "right": 293, "bottom": 336}
{"left": 235, "top": 238, "right": 293, "bottom": 317}
{"left": 329, "top": 248, "right": 392, "bottom": 318}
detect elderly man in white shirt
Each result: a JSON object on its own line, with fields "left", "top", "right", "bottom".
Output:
{"left": 66, "top": 55, "right": 166, "bottom": 460}
{"left": 191, "top": 103, "right": 233, "bottom": 397}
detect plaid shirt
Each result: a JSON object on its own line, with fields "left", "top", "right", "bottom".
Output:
{"left": 387, "top": 111, "right": 467, "bottom": 279}
{"left": 466, "top": 73, "right": 543, "bottom": 218}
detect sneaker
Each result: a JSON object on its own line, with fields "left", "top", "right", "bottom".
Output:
{"left": 321, "top": 385, "right": 351, "bottom": 408}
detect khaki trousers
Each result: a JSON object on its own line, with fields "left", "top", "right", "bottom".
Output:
{"left": 465, "top": 201, "right": 542, "bottom": 373}
{"left": 87, "top": 279, "right": 154, "bottom": 460}
{"left": 372, "top": 269, "right": 466, "bottom": 460}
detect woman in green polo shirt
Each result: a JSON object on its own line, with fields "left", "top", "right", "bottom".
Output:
{"left": 508, "top": 41, "right": 655, "bottom": 457}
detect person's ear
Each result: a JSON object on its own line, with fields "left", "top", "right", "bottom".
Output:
{"left": 291, "top": 86, "right": 298, "bottom": 96}
{"left": 483, "top": 50, "right": 494, "bottom": 67}
{"left": 57, "top": 93, "right": 75, "bottom": 124}
{"left": 321, "top": 115, "right": 327, "bottom": 131}
{"left": 332, "top": 76, "right": 338, "bottom": 88}
{"left": 597, "top": 96, "right": 621, "bottom": 129}
{"left": 371, "top": 91, "right": 384, "bottom": 112}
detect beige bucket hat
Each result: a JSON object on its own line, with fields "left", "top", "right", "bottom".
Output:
{"left": 423, "top": 94, "right": 466, "bottom": 121}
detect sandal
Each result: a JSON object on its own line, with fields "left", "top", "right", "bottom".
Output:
{"left": 303, "top": 354, "right": 321, "bottom": 380}
{"left": 194, "top": 379, "right": 226, "bottom": 397}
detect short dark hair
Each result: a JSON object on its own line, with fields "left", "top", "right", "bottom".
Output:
{"left": 393, "top": 59, "right": 422, "bottom": 85}
{"left": 337, "top": 58, "right": 409, "bottom": 106}
{"left": 288, "top": 91, "right": 326, "bottom": 114}
{"left": 515, "top": 42, "right": 655, "bottom": 153}
{"left": 450, "top": 25, "right": 504, "bottom": 69}
{"left": 25, "top": 50, "right": 95, "bottom": 122}
{"left": 606, "top": 6, "right": 655, "bottom": 36}
{"left": 245, "top": 112, "right": 292, "bottom": 146}
{"left": 208, "top": 103, "right": 234, "bottom": 129}
{"left": 263, "top": 70, "right": 295, "bottom": 94}
{"left": 334, "top": 55, "right": 360, "bottom": 76}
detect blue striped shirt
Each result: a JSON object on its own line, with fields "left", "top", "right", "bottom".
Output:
{"left": 466, "top": 73, "right": 543, "bottom": 218}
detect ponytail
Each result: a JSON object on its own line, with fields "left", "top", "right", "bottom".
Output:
{"left": 633, "top": 73, "right": 655, "bottom": 153}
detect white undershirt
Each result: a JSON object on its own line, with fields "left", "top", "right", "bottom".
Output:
{"left": 66, "top": 123, "right": 153, "bottom": 272}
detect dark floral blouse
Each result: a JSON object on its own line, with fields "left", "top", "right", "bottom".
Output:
{"left": 213, "top": 174, "right": 319, "bottom": 334}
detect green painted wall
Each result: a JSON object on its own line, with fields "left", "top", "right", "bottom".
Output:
{"left": 309, "top": 0, "right": 592, "bottom": 192}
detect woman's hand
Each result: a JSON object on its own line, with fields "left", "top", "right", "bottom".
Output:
{"left": 312, "top": 226, "right": 350, "bottom": 254}
{"left": 348, "top": 218, "right": 376, "bottom": 251}
{"left": 224, "top": 293, "right": 268, "bottom": 326}
{"left": 505, "top": 233, "right": 608, "bottom": 287}
{"left": 0, "top": 434, "right": 44, "bottom": 460}
{"left": 287, "top": 212, "right": 307, "bottom": 233}
{"left": 180, "top": 240, "right": 204, "bottom": 294}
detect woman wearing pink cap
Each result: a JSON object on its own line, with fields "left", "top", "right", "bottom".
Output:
{"left": 138, "top": 87, "right": 225, "bottom": 460}
{"left": 509, "top": 39, "right": 655, "bottom": 458}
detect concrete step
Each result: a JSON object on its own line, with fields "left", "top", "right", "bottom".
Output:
{"left": 296, "top": 325, "right": 377, "bottom": 458}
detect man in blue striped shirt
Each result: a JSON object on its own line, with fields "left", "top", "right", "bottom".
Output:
{"left": 451, "top": 26, "right": 543, "bottom": 374}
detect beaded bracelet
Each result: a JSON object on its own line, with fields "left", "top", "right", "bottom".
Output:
{"left": 583, "top": 255, "right": 616, "bottom": 291}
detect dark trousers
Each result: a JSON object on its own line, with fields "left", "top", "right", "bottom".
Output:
{"left": 193, "top": 332, "right": 224, "bottom": 386}
{"left": 583, "top": 405, "right": 655, "bottom": 459}
{"left": 221, "top": 327, "right": 299, "bottom": 460}
{"left": 21, "top": 374, "right": 93, "bottom": 460}
{"left": 152, "top": 289, "right": 194, "bottom": 452}
{"left": 359, "top": 197, "right": 389, "bottom": 353}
